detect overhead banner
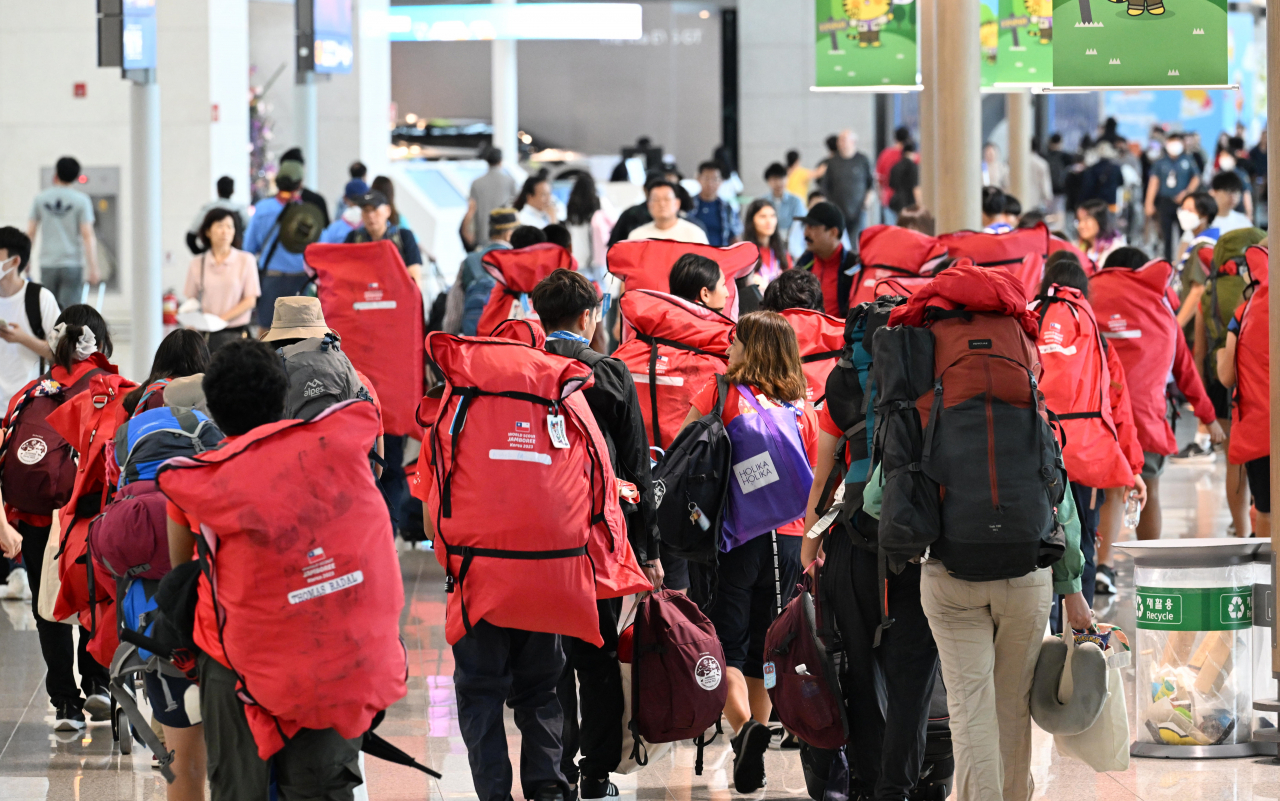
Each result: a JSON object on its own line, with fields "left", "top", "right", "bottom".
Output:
{"left": 813, "top": 0, "right": 920, "bottom": 90}
{"left": 1051, "top": 0, "right": 1229, "bottom": 89}
{"left": 996, "top": 0, "right": 1053, "bottom": 86}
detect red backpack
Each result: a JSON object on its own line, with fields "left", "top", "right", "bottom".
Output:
{"left": 764, "top": 570, "right": 848, "bottom": 749}
{"left": 1230, "top": 245, "right": 1270, "bottom": 464}
{"left": 0, "top": 355, "right": 110, "bottom": 515}
{"left": 476, "top": 243, "right": 575, "bottom": 336}
{"left": 613, "top": 290, "right": 733, "bottom": 449}
{"left": 851, "top": 225, "right": 948, "bottom": 307}
{"left": 938, "top": 223, "right": 1051, "bottom": 301}
{"left": 630, "top": 590, "right": 729, "bottom": 773}
{"left": 307, "top": 239, "right": 426, "bottom": 437}
{"left": 780, "top": 308, "right": 845, "bottom": 405}
{"left": 424, "top": 333, "right": 651, "bottom": 647}
{"left": 606, "top": 239, "right": 759, "bottom": 320}
{"left": 156, "top": 400, "right": 407, "bottom": 759}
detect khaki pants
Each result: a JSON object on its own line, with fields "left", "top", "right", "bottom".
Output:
{"left": 919, "top": 562, "right": 1051, "bottom": 801}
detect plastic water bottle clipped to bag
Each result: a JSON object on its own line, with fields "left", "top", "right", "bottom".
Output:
{"left": 1123, "top": 490, "right": 1141, "bottom": 531}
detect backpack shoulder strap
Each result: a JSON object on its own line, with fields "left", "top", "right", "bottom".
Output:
{"left": 25, "top": 282, "right": 46, "bottom": 342}
{"left": 712, "top": 374, "right": 730, "bottom": 419}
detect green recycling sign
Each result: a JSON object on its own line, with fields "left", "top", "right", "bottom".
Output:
{"left": 1135, "top": 586, "right": 1252, "bottom": 631}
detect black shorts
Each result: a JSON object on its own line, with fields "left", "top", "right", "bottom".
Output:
{"left": 706, "top": 532, "right": 801, "bottom": 679}
{"left": 1246, "top": 457, "right": 1271, "bottom": 514}
{"left": 1207, "top": 378, "right": 1232, "bottom": 421}
{"left": 144, "top": 670, "right": 202, "bottom": 728}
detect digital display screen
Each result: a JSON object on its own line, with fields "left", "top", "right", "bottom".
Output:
{"left": 387, "top": 4, "right": 642, "bottom": 42}
{"left": 123, "top": 0, "right": 156, "bottom": 71}
{"left": 314, "top": 0, "right": 354, "bottom": 74}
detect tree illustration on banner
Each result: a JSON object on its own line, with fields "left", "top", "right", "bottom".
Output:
{"left": 993, "top": 0, "right": 1053, "bottom": 86}
{"left": 814, "top": 0, "right": 918, "bottom": 88}
{"left": 1051, "top": 0, "right": 1228, "bottom": 87}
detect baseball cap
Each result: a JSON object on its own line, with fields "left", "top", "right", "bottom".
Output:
{"left": 344, "top": 179, "right": 370, "bottom": 202}
{"left": 356, "top": 190, "right": 390, "bottom": 209}
{"left": 276, "top": 160, "right": 305, "bottom": 184}
{"left": 489, "top": 207, "right": 519, "bottom": 232}
{"left": 796, "top": 201, "right": 846, "bottom": 234}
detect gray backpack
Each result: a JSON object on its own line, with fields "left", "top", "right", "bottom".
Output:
{"left": 278, "top": 334, "right": 364, "bottom": 420}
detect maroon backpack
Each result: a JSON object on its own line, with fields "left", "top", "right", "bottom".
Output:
{"left": 764, "top": 571, "right": 849, "bottom": 749}
{"left": 630, "top": 590, "right": 728, "bottom": 774}
{"left": 0, "top": 364, "right": 104, "bottom": 516}
{"left": 87, "top": 481, "right": 170, "bottom": 580}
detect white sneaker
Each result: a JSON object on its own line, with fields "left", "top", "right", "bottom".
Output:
{"left": 83, "top": 691, "right": 111, "bottom": 722}
{"left": 0, "top": 568, "right": 31, "bottom": 601}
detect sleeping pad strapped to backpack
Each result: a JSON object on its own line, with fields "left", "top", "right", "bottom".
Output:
{"left": 613, "top": 289, "right": 734, "bottom": 450}
{"left": 423, "top": 333, "right": 651, "bottom": 647}
{"left": 779, "top": 308, "right": 846, "bottom": 405}
{"left": 476, "top": 242, "right": 575, "bottom": 337}
{"left": 880, "top": 262, "right": 1066, "bottom": 581}
{"left": 938, "top": 223, "right": 1051, "bottom": 302}
{"left": 156, "top": 400, "right": 406, "bottom": 760}
{"left": 90, "top": 407, "right": 224, "bottom": 582}
{"left": 306, "top": 239, "right": 427, "bottom": 437}
{"left": 606, "top": 239, "right": 760, "bottom": 320}
{"left": 850, "top": 225, "right": 947, "bottom": 307}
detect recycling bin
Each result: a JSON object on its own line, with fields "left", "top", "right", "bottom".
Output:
{"left": 1253, "top": 542, "right": 1278, "bottom": 752}
{"left": 1118, "top": 539, "right": 1270, "bottom": 758}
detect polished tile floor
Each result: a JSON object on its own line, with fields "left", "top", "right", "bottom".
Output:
{"left": 0, "top": 446, "right": 1274, "bottom": 800}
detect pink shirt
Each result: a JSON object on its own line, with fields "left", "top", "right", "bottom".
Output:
{"left": 184, "top": 248, "right": 261, "bottom": 327}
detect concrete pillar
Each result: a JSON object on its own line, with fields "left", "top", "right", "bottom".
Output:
{"left": 491, "top": 0, "right": 518, "bottom": 166}
{"left": 917, "top": 0, "right": 937, "bottom": 215}
{"left": 357, "top": 0, "right": 391, "bottom": 180}
{"left": 130, "top": 74, "right": 162, "bottom": 382}
{"left": 297, "top": 72, "right": 320, "bottom": 188}
{"left": 1267, "top": 0, "right": 1280, "bottom": 676}
{"left": 1007, "top": 89, "right": 1031, "bottom": 209}
{"left": 209, "top": 0, "right": 251, "bottom": 207}
{"left": 933, "top": 0, "right": 981, "bottom": 233}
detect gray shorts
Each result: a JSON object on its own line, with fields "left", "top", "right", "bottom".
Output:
{"left": 1142, "top": 451, "right": 1167, "bottom": 480}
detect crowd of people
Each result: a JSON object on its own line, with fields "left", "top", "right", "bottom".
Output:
{"left": 0, "top": 121, "right": 1269, "bottom": 801}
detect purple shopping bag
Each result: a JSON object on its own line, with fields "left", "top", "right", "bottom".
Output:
{"left": 720, "top": 385, "right": 814, "bottom": 551}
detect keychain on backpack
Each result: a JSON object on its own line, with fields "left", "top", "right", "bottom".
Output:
{"left": 688, "top": 503, "right": 711, "bottom": 532}
{"left": 763, "top": 661, "right": 776, "bottom": 689}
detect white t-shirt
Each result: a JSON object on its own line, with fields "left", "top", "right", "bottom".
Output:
{"left": 1212, "top": 210, "right": 1253, "bottom": 234}
{"left": 0, "top": 280, "right": 60, "bottom": 414}
{"left": 627, "top": 219, "right": 710, "bottom": 244}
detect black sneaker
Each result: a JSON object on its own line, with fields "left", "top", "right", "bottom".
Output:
{"left": 731, "top": 719, "right": 771, "bottom": 793}
{"left": 579, "top": 776, "right": 618, "bottom": 800}
{"left": 534, "top": 785, "right": 566, "bottom": 801}
{"left": 1170, "top": 441, "right": 1215, "bottom": 465}
{"left": 54, "top": 705, "right": 86, "bottom": 732}
{"left": 83, "top": 688, "right": 111, "bottom": 722}
{"left": 1095, "top": 564, "right": 1117, "bottom": 596}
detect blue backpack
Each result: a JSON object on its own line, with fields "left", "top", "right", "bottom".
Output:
{"left": 461, "top": 248, "right": 500, "bottom": 336}
{"left": 114, "top": 407, "right": 223, "bottom": 490}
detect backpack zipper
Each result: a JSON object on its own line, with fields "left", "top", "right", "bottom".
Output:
{"left": 984, "top": 359, "right": 998, "bottom": 509}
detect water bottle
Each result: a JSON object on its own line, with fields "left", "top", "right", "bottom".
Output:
{"left": 1123, "top": 490, "right": 1141, "bottom": 530}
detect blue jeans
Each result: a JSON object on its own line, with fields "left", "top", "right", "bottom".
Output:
{"left": 42, "top": 266, "right": 83, "bottom": 311}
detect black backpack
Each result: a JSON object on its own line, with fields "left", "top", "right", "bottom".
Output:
{"left": 651, "top": 374, "right": 732, "bottom": 566}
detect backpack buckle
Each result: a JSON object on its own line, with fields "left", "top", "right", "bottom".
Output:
{"left": 92, "top": 394, "right": 109, "bottom": 409}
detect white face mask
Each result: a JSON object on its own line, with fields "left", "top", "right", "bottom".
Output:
{"left": 0, "top": 257, "right": 17, "bottom": 280}
{"left": 1166, "top": 141, "right": 1185, "bottom": 157}
{"left": 1177, "top": 209, "right": 1202, "bottom": 231}
{"left": 342, "top": 205, "right": 362, "bottom": 226}
{"left": 1219, "top": 154, "right": 1237, "bottom": 171}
